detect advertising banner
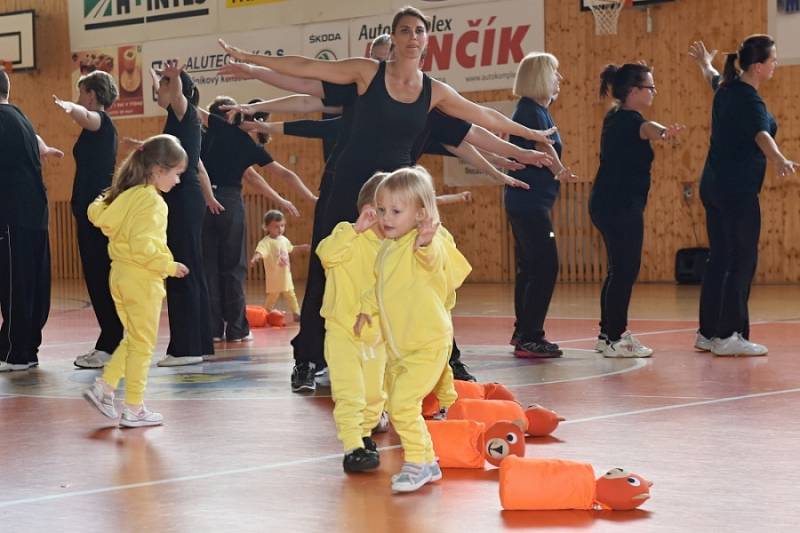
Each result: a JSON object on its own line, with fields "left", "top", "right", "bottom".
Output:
{"left": 302, "top": 20, "right": 351, "bottom": 61}
{"left": 218, "top": 0, "right": 386, "bottom": 33}
{"left": 350, "top": 0, "right": 544, "bottom": 92}
{"left": 71, "top": 44, "right": 145, "bottom": 117}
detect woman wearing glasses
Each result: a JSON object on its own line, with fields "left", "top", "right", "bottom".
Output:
{"left": 590, "top": 63, "right": 684, "bottom": 358}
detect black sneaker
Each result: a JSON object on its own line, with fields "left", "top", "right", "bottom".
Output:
{"left": 450, "top": 360, "right": 477, "bottom": 382}
{"left": 362, "top": 436, "right": 378, "bottom": 452}
{"left": 514, "top": 340, "right": 563, "bottom": 359}
{"left": 343, "top": 447, "right": 379, "bottom": 472}
{"left": 291, "top": 362, "right": 316, "bottom": 393}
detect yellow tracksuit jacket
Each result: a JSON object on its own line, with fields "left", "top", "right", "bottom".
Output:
{"left": 362, "top": 226, "right": 471, "bottom": 463}
{"left": 89, "top": 184, "right": 177, "bottom": 404}
{"left": 317, "top": 222, "right": 386, "bottom": 451}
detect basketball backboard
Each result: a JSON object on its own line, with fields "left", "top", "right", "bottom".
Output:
{"left": 580, "top": 0, "right": 674, "bottom": 9}
{"left": 0, "top": 10, "right": 35, "bottom": 71}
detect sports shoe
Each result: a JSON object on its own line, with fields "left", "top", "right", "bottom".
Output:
{"left": 229, "top": 332, "right": 254, "bottom": 343}
{"left": 514, "top": 340, "right": 563, "bottom": 359}
{"left": 0, "top": 361, "right": 37, "bottom": 372}
{"left": 391, "top": 462, "right": 433, "bottom": 493}
{"left": 450, "top": 359, "right": 476, "bottom": 382}
{"left": 343, "top": 447, "right": 380, "bottom": 473}
{"left": 594, "top": 334, "right": 609, "bottom": 352}
{"left": 428, "top": 461, "right": 443, "bottom": 482}
{"left": 82, "top": 379, "right": 118, "bottom": 419}
{"left": 291, "top": 362, "right": 316, "bottom": 393}
{"left": 362, "top": 436, "right": 378, "bottom": 452}
{"left": 509, "top": 333, "right": 520, "bottom": 346}
{"left": 431, "top": 407, "right": 448, "bottom": 420}
{"left": 315, "top": 367, "right": 331, "bottom": 387}
{"left": 372, "top": 411, "right": 390, "bottom": 434}
{"left": 119, "top": 405, "right": 164, "bottom": 428}
{"left": 603, "top": 332, "right": 653, "bottom": 358}
{"left": 212, "top": 337, "right": 224, "bottom": 343}
{"left": 694, "top": 332, "right": 713, "bottom": 352}
{"left": 711, "top": 333, "right": 768, "bottom": 357}
{"left": 156, "top": 355, "right": 204, "bottom": 367}
{"left": 74, "top": 349, "right": 112, "bottom": 369}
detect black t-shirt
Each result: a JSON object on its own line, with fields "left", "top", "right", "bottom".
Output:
{"left": 708, "top": 79, "right": 777, "bottom": 194}
{"left": 699, "top": 75, "right": 722, "bottom": 191}
{"left": 284, "top": 117, "right": 342, "bottom": 141}
{"left": 72, "top": 110, "right": 117, "bottom": 214}
{"left": 505, "top": 97, "right": 562, "bottom": 211}
{"left": 163, "top": 103, "right": 202, "bottom": 191}
{"left": 320, "top": 81, "right": 356, "bottom": 162}
{"left": 590, "top": 108, "right": 654, "bottom": 210}
{"left": 202, "top": 113, "right": 273, "bottom": 188}
{"left": 0, "top": 104, "right": 48, "bottom": 229}
{"left": 412, "top": 109, "right": 472, "bottom": 160}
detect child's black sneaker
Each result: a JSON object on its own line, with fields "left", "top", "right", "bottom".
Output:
{"left": 343, "top": 447, "right": 379, "bottom": 472}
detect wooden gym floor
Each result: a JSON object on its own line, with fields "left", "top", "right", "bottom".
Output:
{"left": 1, "top": 280, "right": 799, "bottom": 533}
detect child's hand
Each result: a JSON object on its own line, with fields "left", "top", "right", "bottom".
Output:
{"left": 460, "top": 191, "right": 473, "bottom": 203}
{"left": 414, "top": 218, "right": 440, "bottom": 250}
{"left": 353, "top": 313, "right": 372, "bottom": 337}
{"left": 354, "top": 207, "right": 378, "bottom": 233}
{"left": 250, "top": 253, "right": 262, "bottom": 266}
{"left": 174, "top": 263, "right": 190, "bottom": 278}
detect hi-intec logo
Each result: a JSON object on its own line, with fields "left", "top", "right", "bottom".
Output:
{"left": 82, "top": 0, "right": 210, "bottom": 31}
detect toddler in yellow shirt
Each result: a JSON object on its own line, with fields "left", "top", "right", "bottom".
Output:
{"left": 355, "top": 165, "right": 471, "bottom": 494}
{"left": 251, "top": 209, "right": 309, "bottom": 321}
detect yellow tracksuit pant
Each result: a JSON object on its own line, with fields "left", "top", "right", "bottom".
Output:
{"left": 102, "top": 264, "right": 165, "bottom": 405}
{"left": 265, "top": 290, "right": 300, "bottom": 315}
{"left": 325, "top": 325, "right": 387, "bottom": 451}
{"left": 386, "top": 344, "right": 451, "bottom": 464}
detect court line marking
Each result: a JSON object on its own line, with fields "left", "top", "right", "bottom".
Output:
{"left": 1, "top": 386, "right": 798, "bottom": 509}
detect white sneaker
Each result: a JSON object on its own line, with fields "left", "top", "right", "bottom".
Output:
{"left": 82, "top": 379, "right": 118, "bottom": 419}
{"left": 694, "top": 333, "right": 713, "bottom": 352}
{"left": 119, "top": 405, "right": 164, "bottom": 428}
{"left": 711, "top": 333, "right": 768, "bottom": 357}
{"left": 391, "top": 462, "right": 433, "bottom": 493}
{"left": 603, "top": 332, "right": 653, "bottom": 358}
{"left": 431, "top": 407, "right": 448, "bottom": 420}
{"left": 74, "top": 349, "right": 112, "bottom": 369}
{"left": 156, "top": 355, "right": 204, "bottom": 367}
{"left": 212, "top": 337, "right": 224, "bottom": 343}
{"left": 372, "top": 411, "right": 391, "bottom": 434}
{"left": 428, "top": 461, "right": 443, "bottom": 482}
{"left": 314, "top": 367, "right": 331, "bottom": 387}
{"left": 229, "top": 332, "right": 254, "bottom": 343}
{"left": 0, "top": 360, "right": 37, "bottom": 372}
{"left": 594, "top": 334, "right": 609, "bottom": 352}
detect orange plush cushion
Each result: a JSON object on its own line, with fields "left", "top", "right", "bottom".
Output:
{"left": 426, "top": 419, "right": 486, "bottom": 468}
{"left": 499, "top": 457, "right": 596, "bottom": 510}
{"left": 246, "top": 305, "right": 268, "bottom": 328}
{"left": 483, "top": 383, "right": 516, "bottom": 402}
{"left": 448, "top": 399, "right": 528, "bottom": 431}
{"left": 422, "top": 380, "right": 487, "bottom": 417}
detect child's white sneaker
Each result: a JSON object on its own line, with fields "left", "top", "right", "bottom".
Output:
{"left": 82, "top": 379, "right": 118, "bottom": 419}
{"left": 428, "top": 461, "right": 443, "bottom": 482}
{"left": 119, "top": 405, "right": 164, "bottom": 428}
{"left": 391, "top": 462, "right": 433, "bottom": 493}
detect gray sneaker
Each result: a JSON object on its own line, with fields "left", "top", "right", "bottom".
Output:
{"left": 156, "top": 355, "right": 204, "bottom": 367}
{"left": 120, "top": 405, "right": 164, "bottom": 428}
{"left": 391, "top": 462, "right": 433, "bottom": 493}
{"left": 428, "top": 461, "right": 442, "bottom": 482}
{"left": 711, "top": 333, "right": 767, "bottom": 357}
{"left": 74, "top": 349, "right": 112, "bottom": 369}
{"left": 694, "top": 332, "right": 713, "bottom": 352}
{"left": 82, "top": 379, "right": 118, "bottom": 419}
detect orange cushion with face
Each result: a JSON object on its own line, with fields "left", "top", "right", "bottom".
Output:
{"left": 267, "top": 310, "right": 286, "bottom": 327}
{"left": 422, "top": 380, "right": 488, "bottom": 417}
{"left": 499, "top": 457, "right": 596, "bottom": 510}
{"left": 482, "top": 383, "right": 517, "bottom": 402}
{"left": 594, "top": 468, "right": 653, "bottom": 510}
{"left": 484, "top": 421, "right": 526, "bottom": 467}
{"left": 426, "top": 419, "right": 486, "bottom": 468}
{"left": 245, "top": 305, "right": 268, "bottom": 328}
{"left": 524, "top": 405, "right": 565, "bottom": 437}
{"left": 447, "top": 399, "right": 528, "bottom": 431}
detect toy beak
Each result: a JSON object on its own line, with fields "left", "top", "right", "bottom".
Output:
{"left": 632, "top": 493, "right": 650, "bottom": 501}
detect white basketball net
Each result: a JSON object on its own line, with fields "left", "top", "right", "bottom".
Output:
{"left": 586, "top": 0, "right": 626, "bottom": 35}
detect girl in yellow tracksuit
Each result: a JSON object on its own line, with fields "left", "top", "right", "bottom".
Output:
{"left": 316, "top": 173, "right": 387, "bottom": 473}
{"left": 82, "top": 134, "right": 189, "bottom": 428}
{"left": 356, "top": 166, "right": 471, "bottom": 493}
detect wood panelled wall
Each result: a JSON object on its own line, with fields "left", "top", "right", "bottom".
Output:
{"left": 10, "top": 0, "right": 799, "bottom": 283}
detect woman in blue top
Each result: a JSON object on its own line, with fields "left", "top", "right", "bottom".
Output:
{"left": 705, "top": 35, "right": 797, "bottom": 357}
{"left": 590, "top": 63, "right": 684, "bottom": 358}
{"left": 504, "top": 52, "right": 574, "bottom": 359}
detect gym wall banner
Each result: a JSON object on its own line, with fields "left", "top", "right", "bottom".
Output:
{"left": 769, "top": 0, "right": 800, "bottom": 65}
{"left": 218, "top": 0, "right": 386, "bottom": 34}
{"left": 71, "top": 45, "right": 145, "bottom": 117}
{"left": 349, "top": 0, "right": 545, "bottom": 92}
{"left": 302, "top": 21, "right": 350, "bottom": 62}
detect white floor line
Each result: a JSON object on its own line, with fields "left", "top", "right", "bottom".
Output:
{"left": 2, "top": 386, "right": 798, "bottom": 509}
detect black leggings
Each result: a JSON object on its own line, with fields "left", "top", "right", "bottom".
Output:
{"left": 713, "top": 191, "right": 760, "bottom": 339}
{"left": 590, "top": 205, "right": 644, "bottom": 341}
{"left": 507, "top": 207, "right": 559, "bottom": 343}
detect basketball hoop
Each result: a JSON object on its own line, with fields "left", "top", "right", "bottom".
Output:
{"left": 586, "top": 0, "right": 630, "bottom": 36}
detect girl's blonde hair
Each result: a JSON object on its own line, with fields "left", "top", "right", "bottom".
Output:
{"left": 105, "top": 134, "right": 187, "bottom": 204}
{"left": 513, "top": 52, "right": 559, "bottom": 102}
{"left": 375, "top": 165, "right": 439, "bottom": 225}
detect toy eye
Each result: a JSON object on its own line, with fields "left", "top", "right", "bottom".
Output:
{"left": 505, "top": 433, "right": 518, "bottom": 444}
{"left": 627, "top": 477, "right": 641, "bottom": 487}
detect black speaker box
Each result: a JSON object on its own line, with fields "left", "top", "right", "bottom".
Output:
{"left": 675, "top": 247, "right": 709, "bottom": 284}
